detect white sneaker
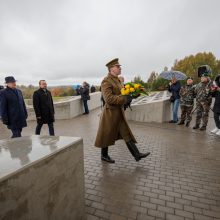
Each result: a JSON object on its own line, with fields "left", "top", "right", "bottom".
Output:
{"left": 211, "top": 127, "right": 219, "bottom": 134}
{"left": 216, "top": 130, "right": 220, "bottom": 136}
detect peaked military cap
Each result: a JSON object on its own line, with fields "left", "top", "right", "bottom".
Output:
{"left": 106, "top": 58, "right": 121, "bottom": 68}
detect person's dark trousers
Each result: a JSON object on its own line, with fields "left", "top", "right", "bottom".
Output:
{"left": 35, "top": 122, "right": 55, "bottom": 136}
{"left": 83, "top": 100, "right": 89, "bottom": 114}
{"left": 214, "top": 112, "right": 220, "bottom": 129}
{"left": 11, "top": 128, "right": 22, "bottom": 138}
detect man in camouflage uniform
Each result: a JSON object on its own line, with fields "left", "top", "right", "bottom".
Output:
{"left": 193, "top": 73, "right": 213, "bottom": 131}
{"left": 178, "top": 77, "right": 195, "bottom": 127}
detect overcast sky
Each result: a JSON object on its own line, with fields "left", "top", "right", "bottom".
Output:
{"left": 0, "top": 0, "right": 220, "bottom": 86}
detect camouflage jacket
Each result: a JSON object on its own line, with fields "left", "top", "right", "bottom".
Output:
{"left": 180, "top": 85, "right": 195, "bottom": 106}
{"left": 194, "top": 80, "right": 213, "bottom": 103}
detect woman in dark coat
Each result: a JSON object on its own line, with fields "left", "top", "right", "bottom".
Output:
{"left": 0, "top": 76, "right": 27, "bottom": 138}
{"left": 211, "top": 74, "right": 220, "bottom": 135}
{"left": 33, "top": 80, "right": 55, "bottom": 136}
{"left": 81, "top": 82, "right": 90, "bottom": 114}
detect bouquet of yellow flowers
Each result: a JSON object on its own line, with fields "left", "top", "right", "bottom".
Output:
{"left": 121, "top": 83, "right": 148, "bottom": 97}
{"left": 121, "top": 83, "right": 148, "bottom": 110}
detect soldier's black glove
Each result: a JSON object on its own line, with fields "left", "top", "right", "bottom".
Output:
{"left": 2, "top": 119, "right": 9, "bottom": 125}
{"left": 124, "top": 95, "right": 133, "bottom": 111}
{"left": 132, "top": 94, "right": 140, "bottom": 99}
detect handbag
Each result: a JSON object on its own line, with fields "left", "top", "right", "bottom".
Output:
{"left": 170, "top": 95, "right": 175, "bottom": 103}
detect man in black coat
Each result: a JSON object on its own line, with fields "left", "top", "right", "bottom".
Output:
{"left": 0, "top": 76, "right": 28, "bottom": 138}
{"left": 33, "top": 80, "right": 55, "bottom": 136}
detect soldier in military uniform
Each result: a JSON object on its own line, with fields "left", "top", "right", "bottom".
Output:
{"left": 193, "top": 72, "right": 213, "bottom": 131}
{"left": 178, "top": 77, "right": 195, "bottom": 127}
{"left": 95, "top": 58, "right": 150, "bottom": 163}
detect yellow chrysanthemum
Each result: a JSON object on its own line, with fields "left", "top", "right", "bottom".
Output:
{"left": 124, "top": 89, "right": 130, "bottom": 95}
{"left": 121, "top": 88, "right": 126, "bottom": 95}
{"left": 125, "top": 84, "right": 130, "bottom": 89}
{"left": 130, "top": 87, "right": 135, "bottom": 93}
{"left": 134, "top": 84, "right": 140, "bottom": 89}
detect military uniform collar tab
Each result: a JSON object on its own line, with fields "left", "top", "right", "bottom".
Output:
{"left": 108, "top": 73, "right": 118, "bottom": 79}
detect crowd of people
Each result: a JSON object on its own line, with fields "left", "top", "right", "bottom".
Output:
{"left": 0, "top": 59, "right": 220, "bottom": 163}
{"left": 168, "top": 72, "right": 220, "bottom": 135}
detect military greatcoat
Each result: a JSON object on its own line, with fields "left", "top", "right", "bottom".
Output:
{"left": 95, "top": 74, "right": 136, "bottom": 148}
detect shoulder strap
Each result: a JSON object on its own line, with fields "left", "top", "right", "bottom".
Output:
{"left": 105, "top": 77, "right": 121, "bottom": 90}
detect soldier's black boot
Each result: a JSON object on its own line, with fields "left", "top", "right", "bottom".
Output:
{"left": 185, "top": 121, "right": 190, "bottom": 127}
{"left": 177, "top": 121, "right": 184, "bottom": 125}
{"left": 126, "top": 141, "right": 150, "bottom": 161}
{"left": 101, "top": 147, "right": 115, "bottom": 163}
{"left": 200, "top": 126, "right": 206, "bottom": 131}
{"left": 193, "top": 124, "right": 200, "bottom": 129}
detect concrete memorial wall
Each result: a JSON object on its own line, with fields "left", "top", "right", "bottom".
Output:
{"left": 27, "top": 92, "right": 102, "bottom": 121}
{"left": 125, "top": 91, "right": 172, "bottom": 123}
{"left": 0, "top": 135, "right": 85, "bottom": 220}
{"left": 26, "top": 90, "right": 172, "bottom": 123}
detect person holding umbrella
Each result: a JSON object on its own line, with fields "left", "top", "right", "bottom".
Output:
{"left": 160, "top": 70, "right": 186, "bottom": 123}
{"left": 167, "top": 77, "right": 181, "bottom": 123}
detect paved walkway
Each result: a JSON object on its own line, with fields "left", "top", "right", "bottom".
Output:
{"left": 1, "top": 108, "right": 220, "bottom": 220}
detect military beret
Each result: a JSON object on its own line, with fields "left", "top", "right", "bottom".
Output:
{"left": 106, "top": 58, "right": 121, "bottom": 68}
{"left": 198, "top": 65, "right": 212, "bottom": 77}
{"left": 200, "top": 73, "right": 209, "bottom": 77}
{"left": 186, "top": 76, "right": 193, "bottom": 80}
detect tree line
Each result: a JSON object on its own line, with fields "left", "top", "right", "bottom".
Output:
{"left": 134, "top": 52, "right": 220, "bottom": 91}
{"left": 16, "top": 85, "right": 77, "bottom": 99}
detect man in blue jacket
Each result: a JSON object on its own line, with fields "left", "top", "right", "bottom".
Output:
{"left": 168, "top": 77, "right": 181, "bottom": 123}
{"left": 0, "top": 76, "right": 28, "bottom": 138}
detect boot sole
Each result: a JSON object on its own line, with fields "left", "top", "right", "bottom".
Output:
{"left": 101, "top": 157, "right": 115, "bottom": 163}
{"left": 135, "top": 152, "right": 151, "bottom": 161}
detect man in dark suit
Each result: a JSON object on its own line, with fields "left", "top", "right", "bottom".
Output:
{"left": 0, "top": 76, "right": 28, "bottom": 138}
{"left": 33, "top": 80, "right": 55, "bottom": 136}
